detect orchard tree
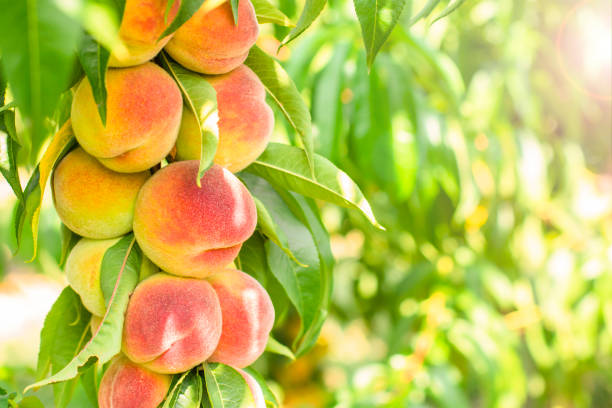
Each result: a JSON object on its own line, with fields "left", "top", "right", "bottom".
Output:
{"left": 0, "top": 0, "right": 462, "bottom": 406}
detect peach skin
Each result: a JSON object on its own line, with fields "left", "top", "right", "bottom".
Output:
{"left": 165, "top": 0, "right": 258, "bottom": 74}
{"left": 71, "top": 63, "right": 182, "bottom": 173}
{"left": 52, "top": 148, "right": 149, "bottom": 239}
{"left": 122, "top": 273, "right": 222, "bottom": 373}
{"left": 133, "top": 161, "right": 257, "bottom": 278}
{"left": 208, "top": 269, "right": 274, "bottom": 367}
{"left": 98, "top": 355, "right": 171, "bottom": 408}
{"left": 109, "top": 0, "right": 180, "bottom": 67}
{"left": 175, "top": 65, "right": 274, "bottom": 172}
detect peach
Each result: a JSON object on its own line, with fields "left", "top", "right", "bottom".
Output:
{"left": 109, "top": 0, "right": 180, "bottom": 67}
{"left": 236, "top": 368, "right": 266, "bottom": 408}
{"left": 66, "top": 237, "right": 160, "bottom": 317}
{"left": 71, "top": 63, "right": 183, "bottom": 173}
{"left": 165, "top": 0, "right": 258, "bottom": 74}
{"left": 133, "top": 161, "right": 257, "bottom": 278}
{"left": 52, "top": 148, "right": 149, "bottom": 239}
{"left": 175, "top": 65, "right": 274, "bottom": 172}
{"left": 98, "top": 355, "right": 171, "bottom": 408}
{"left": 122, "top": 273, "right": 222, "bottom": 374}
{"left": 208, "top": 269, "right": 274, "bottom": 367}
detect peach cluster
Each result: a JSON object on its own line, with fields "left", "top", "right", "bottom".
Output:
{"left": 51, "top": 0, "right": 277, "bottom": 406}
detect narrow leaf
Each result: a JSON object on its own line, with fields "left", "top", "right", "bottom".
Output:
{"left": 78, "top": 34, "right": 110, "bottom": 124}
{"left": 159, "top": 0, "right": 206, "bottom": 39}
{"left": 246, "top": 143, "right": 383, "bottom": 229}
{"left": 242, "top": 367, "right": 279, "bottom": 408}
{"left": 244, "top": 46, "right": 315, "bottom": 179}
{"left": 0, "top": 113, "right": 23, "bottom": 201}
{"left": 159, "top": 53, "right": 218, "bottom": 186}
{"left": 265, "top": 336, "right": 295, "bottom": 360}
{"left": 59, "top": 224, "right": 80, "bottom": 268}
{"left": 409, "top": 0, "right": 440, "bottom": 25}
{"left": 162, "top": 369, "right": 202, "bottom": 408}
{"left": 230, "top": 0, "right": 239, "bottom": 24}
{"left": 431, "top": 0, "right": 467, "bottom": 23}
{"left": 282, "top": 0, "right": 327, "bottom": 45}
{"left": 353, "top": 0, "right": 406, "bottom": 67}
{"left": 252, "top": 0, "right": 294, "bottom": 26}
{"left": 25, "top": 236, "right": 140, "bottom": 391}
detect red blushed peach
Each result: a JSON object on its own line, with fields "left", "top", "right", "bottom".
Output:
{"left": 133, "top": 161, "right": 257, "bottom": 278}
{"left": 175, "top": 65, "right": 274, "bottom": 172}
{"left": 122, "top": 273, "right": 222, "bottom": 374}
{"left": 207, "top": 269, "right": 274, "bottom": 368}
{"left": 236, "top": 368, "right": 266, "bottom": 408}
{"left": 98, "top": 355, "right": 171, "bottom": 408}
{"left": 109, "top": 0, "right": 180, "bottom": 67}
{"left": 52, "top": 148, "right": 149, "bottom": 239}
{"left": 71, "top": 63, "right": 182, "bottom": 173}
{"left": 165, "top": 0, "right": 258, "bottom": 74}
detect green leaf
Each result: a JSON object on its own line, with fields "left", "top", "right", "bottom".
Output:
{"left": 353, "top": 0, "right": 406, "bottom": 67}
{"left": 252, "top": 0, "right": 294, "bottom": 26}
{"left": 0, "top": 0, "right": 80, "bottom": 157}
{"left": 33, "top": 286, "right": 91, "bottom": 408}
{"left": 282, "top": 0, "right": 327, "bottom": 45}
{"left": 230, "top": 0, "right": 239, "bottom": 24}
{"left": 430, "top": 0, "right": 467, "bottom": 23}
{"left": 0, "top": 113, "right": 23, "bottom": 201}
{"left": 251, "top": 195, "right": 307, "bottom": 267}
{"left": 245, "top": 143, "right": 382, "bottom": 229}
{"left": 242, "top": 367, "right": 279, "bottom": 408}
{"left": 158, "top": 0, "right": 206, "bottom": 39}
{"left": 203, "top": 363, "right": 255, "bottom": 408}
{"left": 162, "top": 369, "right": 202, "bottom": 408}
{"left": 13, "top": 121, "right": 74, "bottom": 259}
{"left": 25, "top": 236, "right": 141, "bottom": 391}
{"left": 79, "top": 363, "right": 99, "bottom": 408}
{"left": 244, "top": 46, "right": 315, "bottom": 179}
{"left": 409, "top": 0, "right": 440, "bottom": 24}
{"left": 78, "top": 34, "right": 110, "bottom": 124}
{"left": 17, "top": 396, "right": 45, "bottom": 408}
{"left": 265, "top": 336, "right": 295, "bottom": 360}
{"left": 159, "top": 53, "right": 218, "bottom": 186}
{"left": 99, "top": 234, "right": 142, "bottom": 306}
{"left": 59, "top": 224, "right": 80, "bottom": 268}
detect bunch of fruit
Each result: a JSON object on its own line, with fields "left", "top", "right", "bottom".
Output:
{"left": 52, "top": 0, "right": 276, "bottom": 406}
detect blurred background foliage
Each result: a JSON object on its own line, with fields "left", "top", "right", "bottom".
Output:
{"left": 1, "top": 0, "right": 611, "bottom": 407}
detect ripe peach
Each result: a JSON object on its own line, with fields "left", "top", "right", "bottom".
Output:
{"left": 236, "top": 368, "right": 266, "bottom": 408}
{"left": 133, "top": 161, "right": 257, "bottom": 278}
{"left": 98, "top": 355, "right": 171, "bottom": 408}
{"left": 175, "top": 65, "right": 273, "bottom": 172}
{"left": 109, "top": 0, "right": 180, "bottom": 67}
{"left": 71, "top": 62, "right": 182, "bottom": 173}
{"left": 52, "top": 148, "right": 149, "bottom": 239}
{"left": 165, "top": 0, "right": 258, "bottom": 74}
{"left": 208, "top": 269, "right": 274, "bottom": 367}
{"left": 122, "top": 273, "right": 222, "bottom": 374}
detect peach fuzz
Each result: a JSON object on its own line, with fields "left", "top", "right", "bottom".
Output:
{"left": 52, "top": 148, "right": 149, "bottom": 239}
{"left": 165, "top": 0, "right": 258, "bottom": 74}
{"left": 175, "top": 65, "right": 274, "bottom": 172}
{"left": 122, "top": 273, "right": 222, "bottom": 374}
{"left": 208, "top": 269, "right": 274, "bottom": 368}
{"left": 71, "top": 63, "right": 182, "bottom": 173}
{"left": 98, "top": 355, "right": 171, "bottom": 408}
{"left": 236, "top": 368, "right": 266, "bottom": 408}
{"left": 133, "top": 161, "right": 257, "bottom": 278}
{"left": 109, "top": 0, "right": 180, "bottom": 67}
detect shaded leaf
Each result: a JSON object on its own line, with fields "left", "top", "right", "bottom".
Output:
{"left": 159, "top": 0, "right": 205, "bottom": 39}
{"left": 242, "top": 367, "right": 279, "bottom": 408}
{"left": 0, "top": 112, "right": 23, "bottom": 201}
{"left": 244, "top": 46, "right": 315, "bottom": 178}
{"left": 78, "top": 34, "right": 110, "bottom": 124}
{"left": 159, "top": 54, "right": 218, "bottom": 186}
{"left": 246, "top": 143, "right": 382, "bottom": 228}
{"left": 203, "top": 363, "right": 255, "bottom": 408}
{"left": 59, "top": 224, "right": 80, "bottom": 268}
{"left": 162, "top": 369, "right": 202, "bottom": 408}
